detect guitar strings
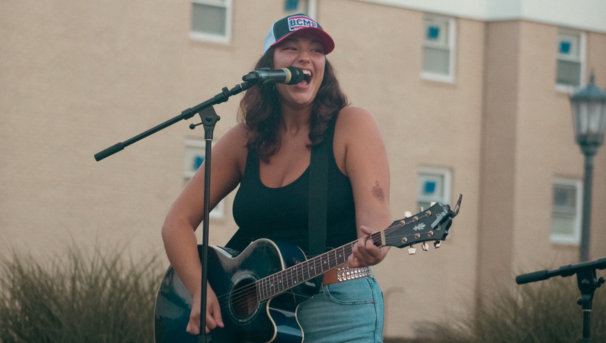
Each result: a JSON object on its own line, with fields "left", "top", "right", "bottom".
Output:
{"left": 217, "top": 220, "right": 410, "bottom": 306}
{"left": 214, "top": 243, "right": 357, "bottom": 307}
{"left": 213, "top": 208, "right": 448, "bottom": 309}
{"left": 215, "top": 220, "right": 412, "bottom": 307}
{"left": 211, "top": 221, "right": 409, "bottom": 308}
{"left": 212, "top": 230, "right": 382, "bottom": 305}
{"left": 211, "top": 213, "right": 448, "bottom": 312}
{"left": 214, "top": 246, "right": 354, "bottom": 307}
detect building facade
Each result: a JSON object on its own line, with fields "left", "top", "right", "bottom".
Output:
{"left": 1, "top": 0, "right": 605, "bottom": 338}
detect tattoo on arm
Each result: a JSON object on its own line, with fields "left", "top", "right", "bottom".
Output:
{"left": 372, "top": 181, "right": 385, "bottom": 203}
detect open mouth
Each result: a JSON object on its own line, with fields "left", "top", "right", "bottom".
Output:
{"left": 302, "top": 70, "right": 312, "bottom": 84}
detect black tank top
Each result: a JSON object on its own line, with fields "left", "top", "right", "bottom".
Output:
{"left": 228, "top": 122, "right": 357, "bottom": 255}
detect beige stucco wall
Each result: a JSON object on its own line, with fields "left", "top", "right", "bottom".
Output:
{"left": 1, "top": 0, "right": 605, "bottom": 339}
{"left": 1, "top": 0, "right": 231, "bottom": 258}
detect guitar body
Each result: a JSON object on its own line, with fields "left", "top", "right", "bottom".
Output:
{"left": 154, "top": 239, "right": 311, "bottom": 343}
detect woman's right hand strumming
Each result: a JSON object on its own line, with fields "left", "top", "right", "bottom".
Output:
{"left": 186, "top": 283, "right": 224, "bottom": 335}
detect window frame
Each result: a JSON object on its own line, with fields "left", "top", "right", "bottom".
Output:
{"left": 308, "top": 0, "right": 317, "bottom": 19}
{"left": 550, "top": 178, "right": 583, "bottom": 245}
{"left": 284, "top": 0, "right": 317, "bottom": 19}
{"left": 421, "top": 14, "right": 456, "bottom": 83}
{"left": 417, "top": 167, "right": 452, "bottom": 209}
{"left": 190, "top": 0, "right": 233, "bottom": 44}
{"left": 555, "top": 28, "right": 586, "bottom": 93}
{"left": 184, "top": 139, "right": 225, "bottom": 219}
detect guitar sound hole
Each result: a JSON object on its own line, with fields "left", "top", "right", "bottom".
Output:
{"left": 231, "top": 279, "right": 258, "bottom": 319}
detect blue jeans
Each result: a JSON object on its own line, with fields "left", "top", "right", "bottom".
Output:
{"left": 297, "top": 276, "right": 384, "bottom": 343}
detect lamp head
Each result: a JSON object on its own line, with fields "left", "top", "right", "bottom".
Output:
{"left": 570, "top": 73, "right": 606, "bottom": 152}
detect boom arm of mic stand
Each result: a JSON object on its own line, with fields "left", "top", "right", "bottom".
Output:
{"left": 93, "top": 80, "right": 255, "bottom": 161}
{"left": 516, "top": 258, "right": 606, "bottom": 285}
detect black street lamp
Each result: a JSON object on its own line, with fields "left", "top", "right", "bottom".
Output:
{"left": 569, "top": 73, "right": 606, "bottom": 262}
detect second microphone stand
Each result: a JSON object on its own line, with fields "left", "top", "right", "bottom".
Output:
{"left": 516, "top": 258, "right": 606, "bottom": 343}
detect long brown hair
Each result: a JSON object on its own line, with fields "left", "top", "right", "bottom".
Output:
{"left": 238, "top": 47, "right": 349, "bottom": 163}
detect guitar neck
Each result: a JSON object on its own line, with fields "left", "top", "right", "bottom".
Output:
{"left": 256, "top": 231, "right": 384, "bottom": 301}
{"left": 254, "top": 197, "right": 461, "bottom": 302}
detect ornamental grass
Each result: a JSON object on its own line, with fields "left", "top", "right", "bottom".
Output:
{"left": 2, "top": 248, "right": 604, "bottom": 343}
{"left": 0, "top": 246, "right": 164, "bottom": 343}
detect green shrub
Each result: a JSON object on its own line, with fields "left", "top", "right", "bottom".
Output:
{"left": 425, "top": 276, "right": 606, "bottom": 343}
{"left": 0, "top": 246, "right": 165, "bottom": 343}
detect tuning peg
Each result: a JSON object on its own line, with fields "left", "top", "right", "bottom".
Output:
{"left": 408, "top": 245, "right": 416, "bottom": 255}
{"left": 419, "top": 207, "right": 424, "bottom": 212}
{"left": 434, "top": 241, "right": 441, "bottom": 249}
{"left": 404, "top": 211, "right": 412, "bottom": 218}
{"left": 422, "top": 242, "right": 429, "bottom": 251}
{"left": 430, "top": 202, "right": 436, "bottom": 206}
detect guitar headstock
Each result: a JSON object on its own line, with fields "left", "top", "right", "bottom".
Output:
{"left": 383, "top": 194, "right": 462, "bottom": 254}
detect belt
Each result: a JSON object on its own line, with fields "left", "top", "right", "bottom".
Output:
{"left": 322, "top": 266, "right": 371, "bottom": 285}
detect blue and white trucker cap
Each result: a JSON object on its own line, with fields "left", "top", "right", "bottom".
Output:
{"left": 263, "top": 13, "right": 334, "bottom": 55}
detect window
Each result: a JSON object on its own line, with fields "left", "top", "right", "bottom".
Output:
{"left": 417, "top": 168, "right": 451, "bottom": 211}
{"left": 422, "top": 14, "right": 456, "bottom": 83}
{"left": 190, "top": 0, "right": 232, "bottom": 44}
{"left": 556, "top": 29, "right": 586, "bottom": 91}
{"left": 551, "top": 178, "right": 582, "bottom": 244}
{"left": 284, "top": 0, "right": 316, "bottom": 18}
{"left": 184, "top": 140, "right": 225, "bottom": 219}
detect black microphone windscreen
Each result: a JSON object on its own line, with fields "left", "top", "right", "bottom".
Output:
{"left": 285, "top": 66, "right": 305, "bottom": 84}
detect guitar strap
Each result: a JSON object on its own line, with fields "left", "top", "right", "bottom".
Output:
{"left": 306, "top": 121, "right": 333, "bottom": 290}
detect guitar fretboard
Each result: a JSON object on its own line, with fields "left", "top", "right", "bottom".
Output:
{"left": 255, "top": 231, "right": 383, "bottom": 301}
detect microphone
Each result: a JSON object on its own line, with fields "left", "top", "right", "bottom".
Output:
{"left": 242, "top": 66, "right": 306, "bottom": 85}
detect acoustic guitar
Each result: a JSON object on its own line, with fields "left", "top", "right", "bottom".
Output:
{"left": 154, "top": 195, "right": 462, "bottom": 343}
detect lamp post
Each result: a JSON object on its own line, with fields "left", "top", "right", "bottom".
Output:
{"left": 569, "top": 74, "right": 606, "bottom": 262}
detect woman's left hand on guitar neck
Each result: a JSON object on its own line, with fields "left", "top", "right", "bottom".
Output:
{"left": 347, "top": 225, "right": 390, "bottom": 268}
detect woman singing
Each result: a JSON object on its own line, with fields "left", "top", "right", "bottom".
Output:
{"left": 162, "top": 13, "right": 391, "bottom": 343}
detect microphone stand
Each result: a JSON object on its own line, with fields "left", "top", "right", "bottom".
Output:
{"left": 516, "top": 258, "right": 606, "bottom": 343}
{"left": 94, "top": 79, "right": 256, "bottom": 343}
